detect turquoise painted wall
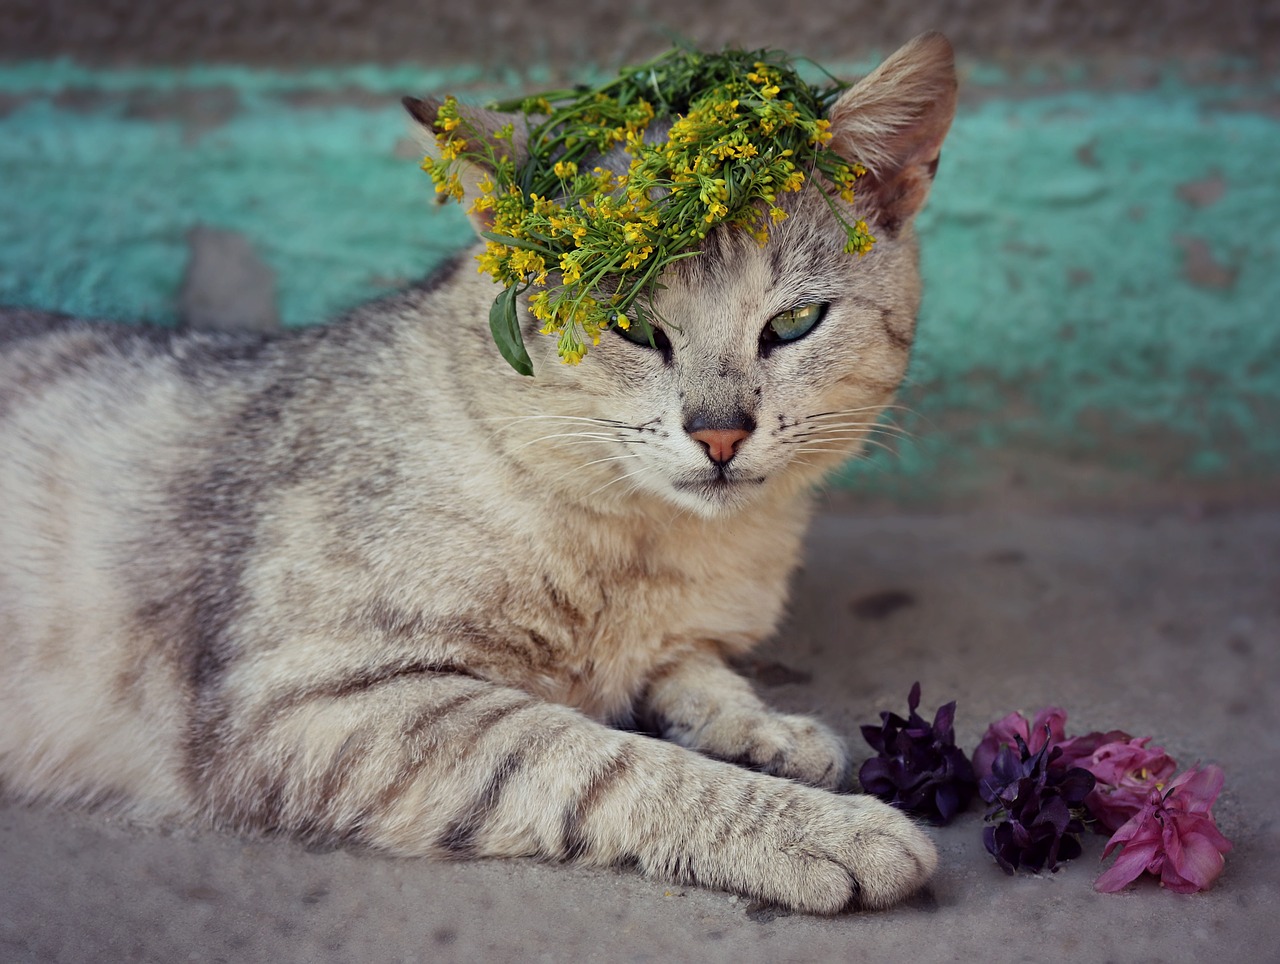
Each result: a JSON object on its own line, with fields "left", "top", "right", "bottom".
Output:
{"left": 2, "top": 60, "right": 1277, "bottom": 503}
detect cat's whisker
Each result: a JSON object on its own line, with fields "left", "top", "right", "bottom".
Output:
{"left": 586, "top": 466, "right": 650, "bottom": 499}
{"left": 793, "top": 416, "right": 915, "bottom": 435}
{"left": 479, "top": 414, "right": 632, "bottom": 428}
{"left": 800, "top": 404, "right": 914, "bottom": 422}
{"left": 803, "top": 404, "right": 933, "bottom": 439}
{"left": 804, "top": 436, "right": 902, "bottom": 458}
{"left": 512, "top": 431, "right": 630, "bottom": 452}
{"left": 795, "top": 438, "right": 901, "bottom": 461}
{"left": 481, "top": 415, "right": 643, "bottom": 440}
{"left": 550, "top": 437, "right": 648, "bottom": 447}
{"left": 791, "top": 431, "right": 896, "bottom": 445}
{"left": 787, "top": 425, "right": 882, "bottom": 441}
{"left": 577, "top": 454, "right": 643, "bottom": 470}
{"left": 789, "top": 423, "right": 916, "bottom": 445}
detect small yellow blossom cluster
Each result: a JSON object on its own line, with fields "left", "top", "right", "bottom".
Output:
{"left": 421, "top": 47, "right": 876, "bottom": 372}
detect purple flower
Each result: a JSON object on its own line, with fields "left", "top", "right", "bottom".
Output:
{"left": 982, "top": 734, "right": 1096, "bottom": 875}
{"left": 1095, "top": 764, "right": 1233, "bottom": 894}
{"left": 973, "top": 707, "right": 1131, "bottom": 782}
{"left": 972, "top": 707, "right": 1068, "bottom": 780}
{"left": 859, "top": 682, "right": 977, "bottom": 825}
{"left": 1078, "top": 737, "right": 1179, "bottom": 833}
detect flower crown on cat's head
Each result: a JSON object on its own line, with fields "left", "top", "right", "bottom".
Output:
{"left": 408, "top": 39, "right": 953, "bottom": 375}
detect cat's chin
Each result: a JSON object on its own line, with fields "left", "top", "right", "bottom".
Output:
{"left": 666, "top": 472, "right": 770, "bottom": 517}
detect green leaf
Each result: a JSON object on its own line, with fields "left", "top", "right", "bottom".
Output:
{"left": 479, "top": 232, "right": 556, "bottom": 256}
{"left": 489, "top": 286, "right": 534, "bottom": 376}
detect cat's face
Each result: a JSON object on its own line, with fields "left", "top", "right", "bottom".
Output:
{"left": 412, "top": 33, "right": 956, "bottom": 518}
{"left": 527, "top": 185, "right": 923, "bottom": 518}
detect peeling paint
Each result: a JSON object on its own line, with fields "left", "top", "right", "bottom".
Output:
{"left": 1, "top": 62, "right": 1277, "bottom": 502}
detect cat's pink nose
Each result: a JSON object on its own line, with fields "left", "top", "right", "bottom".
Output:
{"left": 689, "top": 427, "right": 751, "bottom": 465}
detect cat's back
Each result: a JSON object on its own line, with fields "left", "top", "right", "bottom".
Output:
{"left": 0, "top": 307, "right": 274, "bottom": 428}
{"left": 0, "top": 311, "right": 276, "bottom": 809}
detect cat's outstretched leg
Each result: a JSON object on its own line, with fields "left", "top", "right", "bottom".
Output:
{"left": 638, "top": 648, "right": 853, "bottom": 790}
{"left": 195, "top": 669, "right": 933, "bottom": 913}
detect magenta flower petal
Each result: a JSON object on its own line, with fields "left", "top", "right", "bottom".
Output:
{"left": 1081, "top": 737, "right": 1179, "bottom": 832}
{"left": 1095, "top": 837, "right": 1162, "bottom": 892}
{"left": 1054, "top": 729, "right": 1133, "bottom": 770}
{"left": 1168, "top": 764, "right": 1226, "bottom": 814}
{"left": 1162, "top": 821, "right": 1229, "bottom": 891}
{"left": 1028, "top": 707, "right": 1069, "bottom": 750}
{"left": 1095, "top": 764, "right": 1232, "bottom": 894}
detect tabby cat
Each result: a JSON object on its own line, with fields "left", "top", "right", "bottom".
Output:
{"left": 0, "top": 33, "right": 956, "bottom": 913}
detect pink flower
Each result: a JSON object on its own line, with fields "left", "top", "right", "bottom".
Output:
{"left": 973, "top": 707, "right": 1068, "bottom": 780}
{"left": 1080, "top": 737, "right": 1179, "bottom": 832}
{"left": 1052, "top": 728, "right": 1133, "bottom": 771}
{"left": 1095, "top": 764, "right": 1233, "bottom": 894}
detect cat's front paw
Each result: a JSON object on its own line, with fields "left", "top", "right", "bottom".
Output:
{"left": 736, "top": 789, "right": 937, "bottom": 913}
{"left": 670, "top": 709, "right": 852, "bottom": 791}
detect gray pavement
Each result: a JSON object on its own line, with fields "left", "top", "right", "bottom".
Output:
{"left": 3, "top": 507, "right": 1278, "bottom": 963}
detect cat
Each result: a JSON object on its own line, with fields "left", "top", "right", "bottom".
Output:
{"left": 0, "top": 32, "right": 956, "bottom": 914}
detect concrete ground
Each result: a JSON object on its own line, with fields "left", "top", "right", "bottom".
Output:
{"left": 4, "top": 507, "right": 1277, "bottom": 963}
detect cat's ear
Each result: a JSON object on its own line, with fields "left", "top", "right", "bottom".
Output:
{"left": 402, "top": 96, "right": 530, "bottom": 234}
{"left": 827, "top": 32, "right": 957, "bottom": 233}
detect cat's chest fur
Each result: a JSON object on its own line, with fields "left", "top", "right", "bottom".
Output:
{"left": 227, "top": 314, "right": 812, "bottom": 722}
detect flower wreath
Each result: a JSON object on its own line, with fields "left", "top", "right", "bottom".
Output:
{"left": 419, "top": 45, "right": 875, "bottom": 374}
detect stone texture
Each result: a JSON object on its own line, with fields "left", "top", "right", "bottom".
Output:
{"left": 3, "top": 508, "right": 1276, "bottom": 962}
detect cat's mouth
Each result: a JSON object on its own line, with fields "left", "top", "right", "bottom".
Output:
{"left": 672, "top": 470, "right": 767, "bottom": 498}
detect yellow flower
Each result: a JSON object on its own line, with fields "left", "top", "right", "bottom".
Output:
{"left": 509, "top": 249, "right": 548, "bottom": 285}
{"left": 418, "top": 48, "right": 879, "bottom": 371}
{"left": 475, "top": 242, "right": 508, "bottom": 278}
{"left": 437, "top": 136, "right": 465, "bottom": 161}
{"left": 529, "top": 290, "right": 554, "bottom": 320}
{"left": 559, "top": 254, "right": 583, "bottom": 285}
{"left": 621, "top": 245, "right": 653, "bottom": 269}
{"left": 780, "top": 169, "right": 805, "bottom": 193}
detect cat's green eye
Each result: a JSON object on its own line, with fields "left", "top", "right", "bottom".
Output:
{"left": 763, "top": 303, "right": 827, "bottom": 345}
{"left": 615, "top": 316, "right": 672, "bottom": 353}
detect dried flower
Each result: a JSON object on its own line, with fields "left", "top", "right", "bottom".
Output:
{"left": 1095, "top": 764, "right": 1233, "bottom": 894}
{"left": 859, "top": 682, "right": 978, "bottom": 825}
{"left": 981, "top": 735, "right": 1096, "bottom": 875}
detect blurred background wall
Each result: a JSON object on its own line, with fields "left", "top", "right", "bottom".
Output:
{"left": 2, "top": 0, "right": 1278, "bottom": 507}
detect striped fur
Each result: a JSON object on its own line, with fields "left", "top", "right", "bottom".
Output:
{"left": 0, "top": 34, "right": 955, "bottom": 913}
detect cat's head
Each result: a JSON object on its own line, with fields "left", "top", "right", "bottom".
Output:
{"left": 407, "top": 33, "right": 956, "bottom": 519}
